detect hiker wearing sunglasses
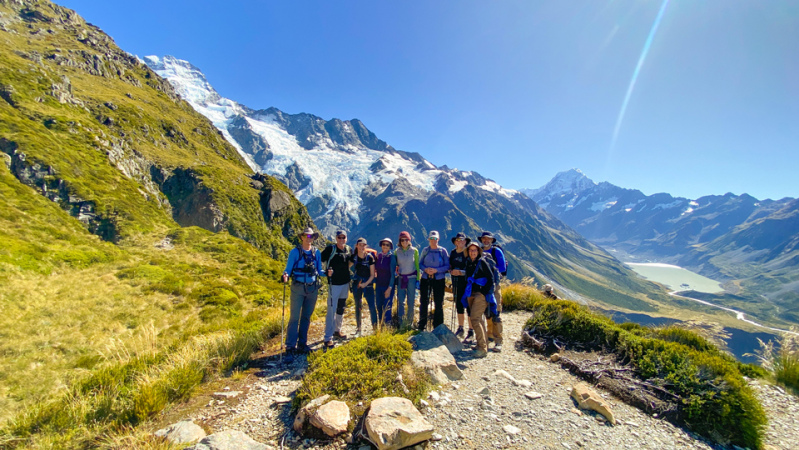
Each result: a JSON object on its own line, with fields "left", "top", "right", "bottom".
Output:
{"left": 395, "top": 231, "right": 420, "bottom": 327}
{"left": 281, "top": 227, "right": 323, "bottom": 355}
{"left": 320, "top": 229, "right": 352, "bottom": 348}
{"left": 418, "top": 231, "right": 450, "bottom": 330}
{"left": 375, "top": 238, "right": 398, "bottom": 327}
{"left": 349, "top": 237, "right": 376, "bottom": 337}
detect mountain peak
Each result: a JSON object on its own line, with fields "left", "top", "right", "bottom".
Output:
{"left": 523, "top": 168, "right": 596, "bottom": 203}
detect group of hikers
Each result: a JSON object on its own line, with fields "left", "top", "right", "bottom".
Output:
{"left": 281, "top": 227, "right": 515, "bottom": 359}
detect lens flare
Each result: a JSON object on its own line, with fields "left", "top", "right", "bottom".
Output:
{"left": 610, "top": 0, "right": 670, "bottom": 151}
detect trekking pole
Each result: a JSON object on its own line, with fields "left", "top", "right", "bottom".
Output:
{"left": 451, "top": 278, "right": 457, "bottom": 330}
{"left": 427, "top": 278, "right": 434, "bottom": 331}
{"left": 280, "top": 281, "right": 286, "bottom": 364}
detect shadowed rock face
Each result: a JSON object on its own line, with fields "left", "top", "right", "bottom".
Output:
{"left": 227, "top": 115, "right": 271, "bottom": 165}
{"left": 153, "top": 167, "right": 225, "bottom": 232}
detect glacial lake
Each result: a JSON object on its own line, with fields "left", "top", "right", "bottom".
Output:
{"left": 625, "top": 262, "right": 723, "bottom": 293}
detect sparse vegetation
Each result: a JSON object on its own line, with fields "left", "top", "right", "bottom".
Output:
{"left": 505, "top": 284, "right": 767, "bottom": 449}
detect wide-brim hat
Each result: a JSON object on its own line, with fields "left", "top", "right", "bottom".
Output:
{"left": 465, "top": 241, "right": 483, "bottom": 259}
{"left": 379, "top": 237, "right": 394, "bottom": 249}
{"left": 451, "top": 232, "right": 471, "bottom": 246}
{"left": 300, "top": 227, "right": 319, "bottom": 239}
{"left": 479, "top": 231, "right": 496, "bottom": 243}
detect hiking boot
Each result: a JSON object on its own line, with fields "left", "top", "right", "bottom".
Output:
{"left": 455, "top": 326, "right": 464, "bottom": 337}
{"left": 492, "top": 344, "right": 502, "bottom": 353}
{"left": 354, "top": 329, "right": 362, "bottom": 338}
{"left": 487, "top": 336, "right": 494, "bottom": 343}
{"left": 333, "top": 331, "right": 347, "bottom": 340}
{"left": 282, "top": 348, "right": 296, "bottom": 364}
{"left": 297, "top": 344, "right": 312, "bottom": 354}
{"left": 324, "top": 340, "right": 335, "bottom": 350}
{"left": 465, "top": 329, "right": 474, "bottom": 339}
{"left": 473, "top": 348, "right": 488, "bottom": 358}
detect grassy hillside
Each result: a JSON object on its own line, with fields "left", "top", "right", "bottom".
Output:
{"left": 0, "top": 0, "right": 318, "bottom": 444}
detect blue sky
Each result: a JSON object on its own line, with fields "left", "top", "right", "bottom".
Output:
{"left": 60, "top": 0, "right": 798, "bottom": 200}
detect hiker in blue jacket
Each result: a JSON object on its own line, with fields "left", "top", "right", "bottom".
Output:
{"left": 281, "top": 227, "right": 324, "bottom": 355}
{"left": 375, "top": 238, "right": 398, "bottom": 327}
{"left": 418, "top": 231, "right": 450, "bottom": 330}
{"left": 461, "top": 241, "right": 497, "bottom": 358}
{"left": 480, "top": 231, "right": 507, "bottom": 351}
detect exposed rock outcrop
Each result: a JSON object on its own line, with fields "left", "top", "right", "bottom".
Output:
{"left": 364, "top": 397, "right": 434, "bottom": 450}
{"left": 408, "top": 331, "right": 463, "bottom": 385}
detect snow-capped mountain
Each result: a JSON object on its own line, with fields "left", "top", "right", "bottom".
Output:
{"left": 145, "top": 55, "right": 518, "bottom": 235}
{"left": 527, "top": 170, "right": 799, "bottom": 323}
{"left": 145, "top": 55, "right": 666, "bottom": 311}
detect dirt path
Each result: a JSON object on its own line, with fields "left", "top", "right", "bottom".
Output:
{"left": 159, "top": 298, "right": 799, "bottom": 450}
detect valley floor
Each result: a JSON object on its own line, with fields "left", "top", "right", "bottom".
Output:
{"left": 154, "top": 301, "right": 799, "bottom": 449}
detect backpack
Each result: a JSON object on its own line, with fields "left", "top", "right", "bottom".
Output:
{"left": 486, "top": 244, "right": 508, "bottom": 277}
{"left": 291, "top": 246, "right": 318, "bottom": 281}
{"left": 326, "top": 244, "right": 351, "bottom": 271}
{"left": 481, "top": 255, "right": 501, "bottom": 291}
{"left": 419, "top": 247, "right": 444, "bottom": 271}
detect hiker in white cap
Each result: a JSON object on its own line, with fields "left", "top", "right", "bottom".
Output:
{"left": 418, "top": 231, "right": 450, "bottom": 330}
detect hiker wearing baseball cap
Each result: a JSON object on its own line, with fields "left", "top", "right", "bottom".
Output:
{"left": 349, "top": 237, "right": 377, "bottom": 337}
{"left": 281, "top": 227, "right": 323, "bottom": 355}
{"left": 449, "top": 232, "right": 472, "bottom": 339}
{"left": 418, "top": 230, "right": 450, "bottom": 330}
{"left": 375, "top": 238, "right": 398, "bottom": 327}
{"left": 320, "top": 229, "right": 352, "bottom": 347}
{"left": 395, "top": 231, "right": 420, "bottom": 327}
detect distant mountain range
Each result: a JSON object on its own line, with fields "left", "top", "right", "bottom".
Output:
{"left": 524, "top": 169, "right": 799, "bottom": 325}
{"left": 146, "top": 56, "right": 672, "bottom": 311}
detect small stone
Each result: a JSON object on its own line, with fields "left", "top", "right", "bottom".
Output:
{"left": 479, "top": 387, "right": 491, "bottom": 396}
{"left": 503, "top": 425, "right": 521, "bottom": 435}
{"left": 494, "top": 370, "right": 516, "bottom": 383}
{"left": 213, "top": 391, "right": 242, "bottom": 398}
{"left": 420, "top": 399, "right": 429, "bottom": 407}
{"left": 429, "top": 391, "right": 441, "bottom": 401}
{"left": 514, "top": 379, "right": 532, "bottom": 387}
{"left": 550, "top": 353, "right": 561, "bottom": 362}
{"left": 431, "top": 433, "right": 443, "bottom": 441}
{"left": 625, "top": 421, "right": 639, "bottom": 427}
{"left": 154, "top": 420, "right": 206, "bottom": 444}
{"left": 570, "top": 407, "right": 583, "bottom": 416}
{"left": 524, "top": 392, "right": 543, "bottom": 400}
{"left": 273, "top": 396, "right": 292, "bottom": 404}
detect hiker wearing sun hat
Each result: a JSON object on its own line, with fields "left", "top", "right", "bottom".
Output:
{"left": 281, "top": 227, "right": 323, "bottom": 355}
{"left": 375, "top": 237, "right": 398, "bottom": 327}
{"left": 479, "top": 231, "right": 507, "bottom": 352}
{"left": 395, "top": 231, "right": 420, "bottom": 327}
{"left": 449, "top": 232, "right": 471, "bottom": 338}
{"left": 418, "top": 230, "right": 450, "bottom": 330}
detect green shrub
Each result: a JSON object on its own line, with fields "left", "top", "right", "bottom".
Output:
{"left": 523, "top": 296, "right": 767, "bottom": 449}
{"left": 295, "top": 332, "right": 430, "bottom": 414}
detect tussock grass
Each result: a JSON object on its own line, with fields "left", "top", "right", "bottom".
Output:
{"left": 295, "top": 332, "right": 430, "bottom": 415}
{"left": 506, "top": 284, "right": 767, "bottom": 449}
{"left": 752, "top": 329, "right": 799, "bottom": 395}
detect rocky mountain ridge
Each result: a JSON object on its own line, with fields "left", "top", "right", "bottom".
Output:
{"left": 145, "top": 55, "right": 675, "bottom": 311}
{"left": 527, "top": 169, "right": 799, "bottom": 325}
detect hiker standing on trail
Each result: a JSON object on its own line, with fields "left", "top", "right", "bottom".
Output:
{"left": 418, "top": 231, "right": 450, "bottom": 330}
{"left": 480, "top": 231, "right": 507, "bottom": 350}
{"left": 349, "top": 237, "right": 377, "bottom": 337}
{"left": 320, "top": 229, "right": 352, "bottom": 348}
{"left": 449, "top": 232, "right": 472, "bottom": 339}
{"left": 461, "top": 241, "right": 497, "bottom": 358}
{"left": 395, "top": 231, "right": 420, "bottom": 327}
{"left": 281, "top": 227, "right": 323, "bottom": 355}
{"left": 375, "top": 238, "right": 398, "bottom": 327}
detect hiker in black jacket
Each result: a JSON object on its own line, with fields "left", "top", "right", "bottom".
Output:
{"left": 449, "top": 232, "right": 471, "bottom": 339}
{"left": 460, "top": 241, "right": 497, "bottom": 358}
{"left": 320, "top": 230, "right": 352, "bottom": 348}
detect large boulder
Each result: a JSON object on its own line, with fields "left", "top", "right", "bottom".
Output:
{"left": 185, "top": 430, "right": 270, "bottom": 450}
{"left": 408, "top": 332, "right": 463, "bottom": 385}
{"left": 432, "top": 324, "right": 464, "bottom": 354}
{"left": 571, "top": 382, "right": 616, "bottom": 425}
{"left": 154, "top": 420, "right": 206, "bottom": 444}
{"left": 364, "top": 397, "right": 434, "bottom": 450}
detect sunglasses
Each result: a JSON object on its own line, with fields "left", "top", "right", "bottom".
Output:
{"left": 400, "top": 238, "right": 410, "bottom": 242}
{"left": 456, "top": 238, "right": 465, "bottom": 241}
{"left": 305, "top": 234, "right": 314, "bottom": 239}
{"left": 336, "top": 236, "right": 347, "bottom": 240}
{"left": 381, "top": 243, "right": 390, "bottom": 247}
{"left": 429, "top": 238, "right": 438, "bottom": 241}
